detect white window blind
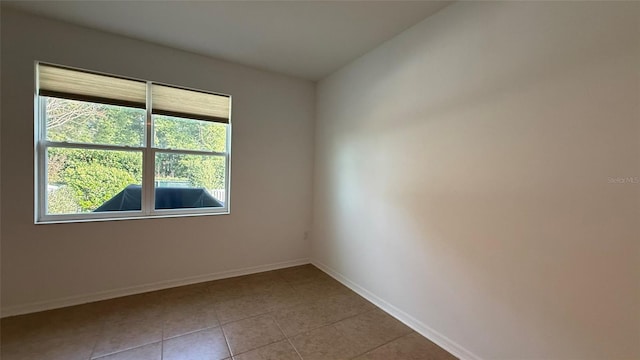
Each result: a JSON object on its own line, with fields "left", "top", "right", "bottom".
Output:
{"left": 152, "top": 84, "right": 230, "bottom": 124}
{"left": 38, "top": 63, "right": 147, "bottom": 109}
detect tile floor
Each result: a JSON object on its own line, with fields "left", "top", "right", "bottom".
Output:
{"left": 0, "top": 265, "right": 457, "bottom": 360}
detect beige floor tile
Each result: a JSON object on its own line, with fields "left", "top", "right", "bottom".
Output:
{"left": 163, "top": 327, "right": 230, "bottom": 360}
{"left": 162, "top": 286, "right": 213, "bottom": 310}
{"left": 258, "top": 286, "right": 307, "bottom": 310}
{"left": 290, "top": 277, "right": 352, "bottom": 302}
{"left": 162, "top": 282, "right": 211, "bottom": 301}
{"left": 92, "top": 342, "right": 161, "bottom": 360}
{"left": 1, "top": 331, "right": 99, "bottom": 360}
{"left": 290, "top": 309, "right": 413, "bottom": 360}
{"left": 333, "top": 309, "right": 413, "bottom": 355}
{"left": 215, "top": 294, "right": 272, "bottom": 324}
{"left": 92, "top": 311, "right": 163, "bottom": 358}
{"left": 236, "top": 271, "right": 287, "bottom": 290}
{"left": 233, "top": 340, "right": 301, "bottom": 360}
{"left": 163, "top": 298, "right": 219, "bottom": 339}
{"left": 0, "top": 266, "right": 456, "bottom": 360}
{"left": 289, "top": 324, "right": 357, "bottom": 360}
{"left": 274, "top": 265, "right": 330, "bottom": 285}
{"left": 208, "top": 277, "right": 254, "bottom": 303}
{"left": 223, "top": 314, "right": 285, "bottom": 355}
{"left": 0, "top": 302, "right": 104, "bottom": 360}
{"left": 102, "top": 292, "right": 165, "bottom": 320}
{"left": 216, "top": 285, "right": 309, "bottom": 325}
{"left": 353, "top": 332, "right": 458, "bottom": 360}
{"left": 273, "top": 292, "right": 374, "bottom": 337}
{"left": 0, "top": 302, "right": 105, "bottom": 347}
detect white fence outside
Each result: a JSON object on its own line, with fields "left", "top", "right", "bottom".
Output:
{"left": 209, "top": 189, "right": 226, "bottom": 203}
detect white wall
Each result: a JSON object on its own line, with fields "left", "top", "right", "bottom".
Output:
{"left": 312, "top": 2, "right": 640, "bottom": 359}
{"left": 0, "top": 9, "right": 315, "bottom": 315}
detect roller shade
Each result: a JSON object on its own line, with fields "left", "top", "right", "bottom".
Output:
{"left": 38, "top": 63, "right": 146, "bottom": 109}
{"left": 152, "top": 84, "right": 230, "bottom": 124}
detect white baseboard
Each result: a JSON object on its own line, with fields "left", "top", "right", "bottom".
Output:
{"left": 1, "top": 258, "right": 310, "bottom": 318}
{"left": 311, "top": 260, "right": 483, "bottom": 360}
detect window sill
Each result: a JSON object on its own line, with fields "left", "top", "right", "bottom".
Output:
{"left": 35, "top": 209, "right": 230, "bottom": 225}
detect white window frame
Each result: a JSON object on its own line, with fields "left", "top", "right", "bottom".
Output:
{"left": 34, "top": 62, "right": 232, "bottom": 224}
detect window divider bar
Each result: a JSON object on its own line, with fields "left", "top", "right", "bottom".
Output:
{"left": 152, "top": 148, "right": 227, "bottom": 157}
{"left": 143, "top": 82, "right": 155, "bottom": 215}
{"left": 43, "top": 141, "right": 145, "bottom": 152}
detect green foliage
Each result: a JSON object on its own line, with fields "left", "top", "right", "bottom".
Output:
{"left": 47, "top": 152, "right": 67, "bottom": 184}
{"left": 47, "top": 187, "right": 80, "bottom": 214}
{"left": 64, "top": 162, "right": 136, "bottom": 211}
{"left": 93, "top": 107, "right": 145, "bottom": 147}
{"left": 182, "top": 155, "right": 225, "bottom": 190}
{"left": 154, "top": 115, "right": 226, "bottom": 152}
{"left": 47, "top": 98, "right": 145, "bottom": 147}
{"left": 57, "top": 148, "right": 143, "bottom": 183}
{"left": 153, "top": 115, "right": 226, "bottom": 190}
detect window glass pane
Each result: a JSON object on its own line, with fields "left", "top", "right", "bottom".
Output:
{"left": 155, "top": 152, "right": 226, "bottom": 209}
{"left": 153, "top": 114, "right": 227, "bottom": 152}
{"left": 45, "top": 97, "right": 145, "bottom": 147}
{"left": 46, "top": 147, "right": 143, "bottom": 214}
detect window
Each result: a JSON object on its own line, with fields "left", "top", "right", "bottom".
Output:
{"left": 35, "top": 63, "right": 231, "bottom": 223}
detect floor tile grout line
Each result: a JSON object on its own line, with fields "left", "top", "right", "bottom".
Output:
{"left": 280, "top": 306, "right": 378, "bottom": 340}
{"left": 272, "top": 313, "right": 304, "bottom": 360}
{"left": 220, "top": 320, "right": 235, "bottom": 358}
{"left": 87, "top": 310, "right": 108, "bottom": 360}
{"left": 219, "top": 310, "right": 281, "bottom": 328}
{"left": 222, "top": 313, "right": 287, "bottom": 357}
{"left": 286, "top": 337, "right": 305, "bottom": 360}
{"left": 160, "top": 308, "right": 165, "bottom": 360}
{"left": 214, "top": 283, "right": 344, "bottom": 326}
{"left": 346, "top": 331, "right": 417, "bottom": 360}
{"left": 214, "top": 287, "right": 372, "bottom": 330}
{"left": 260, "top": 304, "right": 378, "bottom": 359}
{"left": 230, "top": 338, "right": 288, "bottom": 358}
{"left": 91, "top": 340, "right": 162, "bottom": 359}
{"left": 211, "top": 295, "right": 234, "bottom": 359}
{"left": 167, "top": 323, "right": 222, "bottom": 339}
{"left": 272, "top": 297, "right": 412, "bottom": 360}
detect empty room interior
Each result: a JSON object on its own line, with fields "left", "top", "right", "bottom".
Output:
{"left": 0, "top": 1, "right": 638, "bottom": 359}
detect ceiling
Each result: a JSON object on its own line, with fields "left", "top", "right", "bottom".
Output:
{"left": 3, "top": 1, "right": 451, "bottom": 80}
